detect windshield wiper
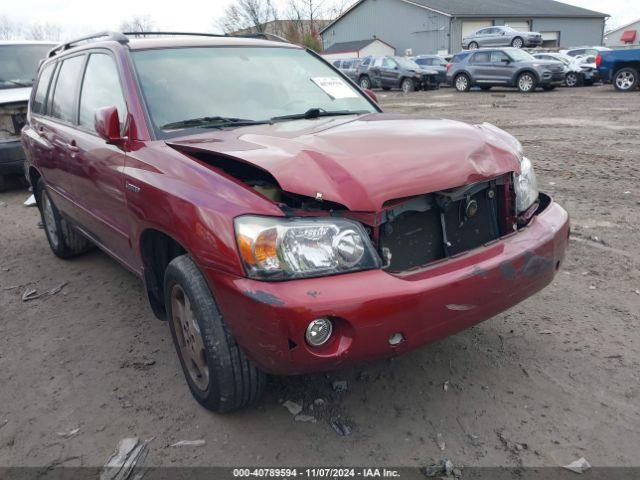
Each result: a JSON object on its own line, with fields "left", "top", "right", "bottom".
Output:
{"left": 161, "top": 116, "right": 271, "bottom": 130}
{"left": 271, "top": 108, "right": 369, "bottom": 122}
{"left": 0, "top": 79, "right": 32, "bottom": 87}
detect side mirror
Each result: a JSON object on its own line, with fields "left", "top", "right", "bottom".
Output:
{"left": 501, "top": 31, "right": 506, "bottom": 36}
{"left": 364, "top": 88, "right": 378, "bottom": 103}
{"left": 95, "top": 106, "right": 123, "bottom": 144}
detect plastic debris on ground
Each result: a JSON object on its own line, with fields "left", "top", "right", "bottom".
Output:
{"left": 170, "top": 439, "right": 205, "bottom": 447}
{"left": 23, "top": 195, "right": 37, "bottom": 207}
{"left": 422, "top": 459, "right": 460, "bottom": 478}
{"left": 22, "top": 282, "right": 67, "bottom": 302}
{"left": 329, "top": 417, "right": 352, "bottom": 436}
{"left": 100, "top": 437, "right": 151, "bottom": 480}
{"left": 282, "top": 400, "right": 303, "bottom": 416}
{"left": 57, "top": 427, "right": 80, "bottom": 438}
{"left": 563, "top": 457, "right": 591, "bottom": 474}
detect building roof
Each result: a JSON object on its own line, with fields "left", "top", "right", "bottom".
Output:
{"left": 322, "top": 38, "right": 392, "bottom": 54}
{"left": 321, "top": 0, "right": 608, "bottom": 34}
{"left": 605, "top": 18, "right": 640, "bottom": 35}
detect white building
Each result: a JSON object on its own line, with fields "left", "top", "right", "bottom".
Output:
{"left": 604, "top": 19, "right": 640, "bottom": 47}
{"left": 321, "top": 38, "right": 395, "bottom": 63}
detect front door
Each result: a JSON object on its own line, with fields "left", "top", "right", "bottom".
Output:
{"left": 72, "top": 51, "right": 133, "bottom": 267}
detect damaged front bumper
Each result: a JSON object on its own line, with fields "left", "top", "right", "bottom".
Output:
{"left": 205, "top": 197, "right": 569, "bottom": 375}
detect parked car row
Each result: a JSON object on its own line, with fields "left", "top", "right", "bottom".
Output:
{"left": 335, "top": 55, "right": 441, "bottom": 92}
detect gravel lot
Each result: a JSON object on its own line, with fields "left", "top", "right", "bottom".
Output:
{"left": 1, "top": 85, "right": 639, "bottom": 472}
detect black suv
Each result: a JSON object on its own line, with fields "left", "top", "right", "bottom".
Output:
{"left": 447, "top": 48, "right": 565, "bottom": 93}
{"left": 356, "top": 56, "right": 439, "bottom": 92}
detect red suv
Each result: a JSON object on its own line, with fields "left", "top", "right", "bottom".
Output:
{"left": 22, "top": 32, "right": 569, "bottom": 412}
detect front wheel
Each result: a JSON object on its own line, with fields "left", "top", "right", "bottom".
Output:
{"left": 401, "top": 78, "right": 415, "bottom": 93}
{"left": 565, "top": 72, "right": 579, "bottom": 87}
{"left": 613, "top": 67, "right": 639, "bottom": 92}
{"left": 165, "top": 255, "right": 266, "bottom": 412}
{"left": 359, "top": 76, "right": 371, "bottom": 90}
{"left": 511, "top": 37, "right": 524, "bottom": 48}
{"left": 517, "top": 72, "right": 537, "bottom": 93}
{"left": 36, "top": 178, "right": 92, "bottom": 258}
{"left": 454, "top": 74, "right": 471, "bottom": 92}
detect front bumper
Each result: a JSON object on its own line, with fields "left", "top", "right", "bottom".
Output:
{"left": 539, "top": 70, "right": 565, "bottom": 86}
{"left": 0, "top": 139, "right": 25, "bottom": 175}
{"left": 524, "top": 37, "right": 543, "bottom": 47}
{"left": 206, "top": 198, "right": 569, "bottom": 375}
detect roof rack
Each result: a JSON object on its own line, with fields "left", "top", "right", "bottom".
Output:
{"left": 47, "top": 31, "right": 291, "bottom": 58}
{"left": 48, "top": 31, "right": 128, "bottom": 57}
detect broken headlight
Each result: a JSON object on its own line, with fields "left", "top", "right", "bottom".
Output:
{"left": 235, "top": 216, "right": 381, "bottom": 280}
{"left": 514, "top": 156, "right": 539, "bottom": 214}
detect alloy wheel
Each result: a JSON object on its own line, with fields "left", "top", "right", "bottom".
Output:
{"left": 518, "top": 74, "right": 534, "bottom": 92}
{"left": 615, "top": 71, "right": 635, "bottom": 90}
{"left": 469, "top": 42, "right": 478, "bottom": 50}
{"left": 455, "top": 75, "right": 468, "bottom": 91}
{"left": 566, "top": 73, "right": 578, "bottom": 87}
{"left": 359, "top": 77, "right": 370, "bottom": 89}
{"left": 512, "top": 37, "right": 524, "bottom": 48}
{"left": 171, "top": 284, "right": 210, "bottom": 391}
{"left": 41, "top": 193, "right": 59, "bottom": 250}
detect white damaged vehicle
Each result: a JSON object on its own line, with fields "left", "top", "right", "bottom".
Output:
{"left": 1, "top": 41, "right": 56, "bottom": 190}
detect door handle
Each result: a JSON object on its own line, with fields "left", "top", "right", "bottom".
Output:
{"left": 66, "top": 140, "right": 79, "bottom": 153}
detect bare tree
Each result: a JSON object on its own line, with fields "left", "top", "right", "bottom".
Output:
{"left": 217, "top": 0, "right": 278, "bottom": 34}
{"left": 0, "top": 15, "right": 21, "bottom": 40}
{"left": 119, "top": 14, "right": 156, "bottom": 34}
{"left": 27, "top": 22, "right": 62, "bottom": 41}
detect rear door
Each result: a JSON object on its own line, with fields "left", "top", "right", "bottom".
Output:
{"left": 72, "top": 51, "right": 133, "bottom": 266}
{"left": 43, "top": 54, "right": 86, "bottom": 217}
{"left": 380, "top": 57, "right": 400, "bottom": 87}
{"left": 468, "top": 51, "right": 492, "bottom": 82}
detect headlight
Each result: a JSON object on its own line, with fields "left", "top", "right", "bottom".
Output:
{"left": 235, "top": 216, "right": 381, "bottom": 280}
{"left": 514, "top": 156, "right": 539, "bottom": 214}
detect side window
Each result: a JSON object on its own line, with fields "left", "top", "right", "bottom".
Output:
{"left": 333, "top": 60, "right": 341, "bottom": 67}
{"left": 382, "top": 58, "right": 396, "bottom": 69}
{"left": 79, "top": 53, "right": 127, "bottom": 131}
{"left": 477, "top": 28, "right": 489, "bottom": 36}
{"left": 472, "top": 52, "right": 490, "bottom": 63}
{"left": 51, "top": 56, "right": 85, "bottom": 123}
{"left": 32, "top": 63, "right": 55, "bottom": 115}
{"left": 490, "top": 51, "right": 509, "bottom": 63}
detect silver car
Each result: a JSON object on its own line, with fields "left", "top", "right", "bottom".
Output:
{"left": 462, "top": 26, "right": 543, "bottom": 50}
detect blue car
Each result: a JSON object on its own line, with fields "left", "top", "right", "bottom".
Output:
{"left": 597, "top": 48, "right": 640, "bottom": 92}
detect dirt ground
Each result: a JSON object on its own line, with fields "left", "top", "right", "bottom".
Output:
{"left": 1, "top": 85, "right": 639, "bottom": 472}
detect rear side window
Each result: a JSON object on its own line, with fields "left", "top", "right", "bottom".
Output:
{"left": 51, "top": 55, "right": 85, "bottom": 123}
{"left": 79, "top": 53, "right": 127, "bottom": 130}
{"left": 32, "top": 63, "right": 55, "bottom": 115}
{"left": 451, "top": 52, "right": 470, "bottom": 63}
{"left": 471, "top": 52, "right": 490, "bottom": 63}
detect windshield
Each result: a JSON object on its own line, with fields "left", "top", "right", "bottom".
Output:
{"left": 132, "top": 46, "right": 377, "bottom": 136}
{"left": 0, "top": 44, "right": 54, "bottom": 89}
{"left": 507, "top": 49, "right": 535, "bottom": 62}
{"left": 394, "top": 57, "right": 420, "bottom": 70}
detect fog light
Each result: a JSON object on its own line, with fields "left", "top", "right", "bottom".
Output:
{"left": 305, "top": 318, "right": 333, "bottom": 347}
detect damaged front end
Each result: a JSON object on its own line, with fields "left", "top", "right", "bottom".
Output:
{"left": 170, "top": 143, "right": 547, "bottom": 277}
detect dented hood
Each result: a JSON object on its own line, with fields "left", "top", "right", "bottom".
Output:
{"left": 167, "top": 113, "right": 523, "bottom": 211}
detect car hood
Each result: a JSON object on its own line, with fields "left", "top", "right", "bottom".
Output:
{"left": 0, "top": 87, "right": 31, "bottom": 105}
{"left": 167, "top": 114, "right": 523, "bottom": 211}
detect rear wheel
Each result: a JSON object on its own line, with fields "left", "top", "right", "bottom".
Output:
{"left": 613, "top": 67, "right": 638, "bottom": 92}
{"left": 565, "top": 72, "right": 579, "bottom": 87}
{"left": 468, "top": 42, "right": 479, "bottom": 50}
{"left": 454, "top": 73, "right": 471, "bottom": 92}
{"left": 517, "top": 72, "right": 537, "bottom": 93}
{"left": 36, "top": 178, "right": 92, "bottom": 259}
{"left": 401, "top": 78, "right": 415, "bottom": 93}
{"left": 165, "top": 255, "right": 266, "bottom": 412}
{"left": 359, "top": 76, "right": 371, "bottom": 89}
{"left": 511, "top": 37, "right": 524, "bottom": 48}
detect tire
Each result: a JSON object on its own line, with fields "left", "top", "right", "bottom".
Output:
{"left": 165, "top": 255, "right": 266, "bottom": 412}
{"left": 517, "top": 72, "right": 537, "bottom": 93}
{"left": 359, "top": 76, "right": 371, "bottom": 89}
{"left": 511, "top": 37, "right": 524, "bottom": 48}
{"left": 613, "top": 67, "right": 639, "bottom": 92}
{"left": 36, "top": 178, "right": 92, "bottom": 259}
{"left": 468, "top": 42, "right": 479, "bottom": 50}
{"left": 401, "top": 78, "right": 415, "bottom": 93}
{"left": 565, "top": 72, "right": 579, "bottom": 87}
{"left": 454, "top": 73, "right": 471, "bottom": 92}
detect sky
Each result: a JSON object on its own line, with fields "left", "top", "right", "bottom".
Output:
{"left": 1, "top": 0, "right": 637, "bottom": 40}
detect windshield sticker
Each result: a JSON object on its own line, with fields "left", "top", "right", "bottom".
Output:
{"left": 311, "top": 77, "right": 359, "bottom": 99}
